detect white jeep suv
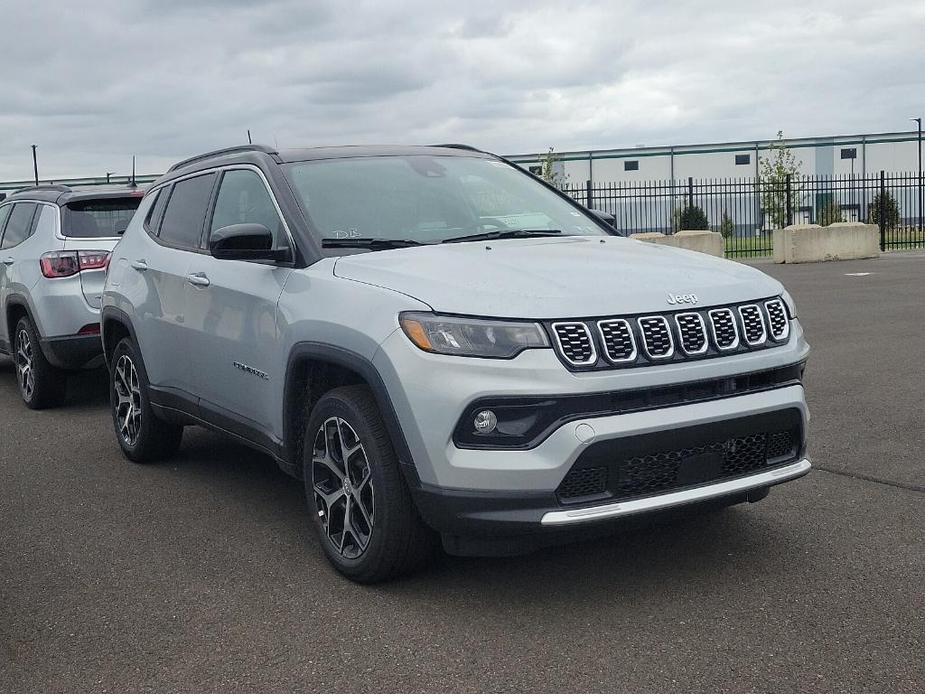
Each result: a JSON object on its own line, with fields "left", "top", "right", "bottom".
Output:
{"left": 0, "top": 185, "right": 143, "bottom": 408}
{"left": 102, "top": 144, "right": 810, "bottom": 582}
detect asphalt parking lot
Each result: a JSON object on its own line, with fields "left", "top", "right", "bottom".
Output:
{"left": 2, "top": 253, "right": 924, "bottom": 694}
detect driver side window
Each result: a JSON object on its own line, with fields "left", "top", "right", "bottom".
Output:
{"left": 210, "top": 169, "right": 288, "bottom": 249}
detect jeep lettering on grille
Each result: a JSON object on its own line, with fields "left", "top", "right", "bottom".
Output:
{"left": 667, "top": 293, "right": 698, "bottom": 306}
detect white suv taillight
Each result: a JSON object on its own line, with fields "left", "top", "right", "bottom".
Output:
{"left": 40, "top": 250, "right": 110, "bottom": 278}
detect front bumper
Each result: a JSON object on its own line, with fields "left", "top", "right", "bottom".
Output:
{"left": 375, "top": 322, "right": 810, "bottom": 492}
{"left": 413, "top": 458, "right": 810, "bottom": 554}
{"left": 540, "top": 458, "right": 810, "bottom": 525}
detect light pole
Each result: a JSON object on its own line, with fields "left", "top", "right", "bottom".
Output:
{"left": 912, "top": 117, "right": 922, "bottom": 233}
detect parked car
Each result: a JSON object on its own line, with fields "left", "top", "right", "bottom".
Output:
{"left": 101, "top": 144, "right": 810, "bottom": 582}
{"left": 0, "top": 184, "right": 144, "bottom": 408}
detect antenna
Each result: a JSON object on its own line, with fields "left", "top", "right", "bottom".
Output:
{"left": 131, "top": 156, "right": 136, "bottom": 187}
{"left": 247, "top": 129, "right": 252, "bottom": 144}
{"left": 31, "top": 145, "right": 39, "bottom": 185}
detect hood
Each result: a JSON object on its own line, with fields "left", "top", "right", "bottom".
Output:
{"left": 333, "top": 236, "right": 783, "bottom": 319}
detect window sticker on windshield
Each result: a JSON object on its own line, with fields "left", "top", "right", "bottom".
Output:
{"left": 332, "top": 228, "right": 362, "bottom": 238}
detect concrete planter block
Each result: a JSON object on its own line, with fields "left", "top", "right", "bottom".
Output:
{"left": 773, "top": 222, "right": 880, "bottom": 264}
{"left": 629, "top": 229, "right": 724, "bottom": 257}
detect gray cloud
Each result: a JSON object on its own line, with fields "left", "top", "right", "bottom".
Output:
{"left": 1, "top": 0, "right": 922, "bottom": 180}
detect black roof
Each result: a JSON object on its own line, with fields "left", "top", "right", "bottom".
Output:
{"left": 4, "top": 183, "right": 147, "bottom": 206}
{"left": 156, "top": 143, "right": 494, "bottom": 187}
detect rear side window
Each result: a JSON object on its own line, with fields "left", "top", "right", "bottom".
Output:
{"left": 64, "top": 197, "right": 142, "bottom": 237}
{"left": 1, "top": 202, "right": 37, "bottom": 249}
{"left": 159, "top": 174, "right": 216, "bottom": 250}
{"left": 144, "top": 188, "right": 168, "bottom": 234}
{"left": 0, "top": 204, "right": 12, "bottom": 237}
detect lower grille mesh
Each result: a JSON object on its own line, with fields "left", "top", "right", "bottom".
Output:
{"left": 556, "top": 412, "right": 802, "bottom": 505}
{"left": 557, "top": 467, "right": 608, "bottom": 501}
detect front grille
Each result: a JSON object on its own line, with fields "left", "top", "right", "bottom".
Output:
{"left": 552, "top": 322, "right": 596, "bottom": 365}
{"left": 739, "top": 305, "right": 767, "bottom": 345}
{"left": 708, "top": 308, "right": 739, "bottom": 350}
{"left": 638, "top": 316, "right": 674, "bottom": 358}
{"left": 597, "top": 319, "right": 636, "bottom": 363}
{"left": 556, "top": 410, "right": 803, "bottom": 504}
{"left": 546, "top": 297, "right": 791, "bottom": 371}
{"left": 765, "top": 299, "right": 789, "bottom": 340}
{"left": 675, "top": 312, "right": 708, "bottom": 355}
{"left": 557, "top": 467, "right": 608, "bottom": 502}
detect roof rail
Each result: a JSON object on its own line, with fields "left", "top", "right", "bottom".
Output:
{"left": 168, "top": 144, "right": 278, "bottom": 172}
{"left": 428, "top": 143, "right": 484, "bottom": 153}
{"left": 13, "top": 183, "right": 72, "bottom": 195}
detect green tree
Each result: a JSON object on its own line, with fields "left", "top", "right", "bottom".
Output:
{"left": 719, "top": 211, "right": 735, "bottom": 238}
{"left": 538, "top": 147, "right": 567, "bottom": 189}
{"left": 816, "top": 199, "right": 844, "bottom": 226}
{"left": 867, "top": 190, "right": 901, "bottom": 228}
{"left": 759, "top": 131, "right": 803, "bottom": 229}
{"left": 678, "top": 205, "right": 709, "bottom": 230}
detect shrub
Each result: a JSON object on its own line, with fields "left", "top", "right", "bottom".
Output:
{"left": 867, "top": 191, "right": 901, "bottom": 228}
{"left": 678, "top": 205, "right": 709, "bottom": 230}
{"left": 719, "top": 211, "right": 735, "bottom": 238}
{"left": 816, "top": 199, "right": 844, "bottom": 227}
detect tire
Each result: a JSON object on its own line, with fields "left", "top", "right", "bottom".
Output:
{"left": 303, "top": 385, "right": 435, "bottom": 583}
{"left": 13, "top": 316, "right": 67, "bottom": 409}
{"left": 110, "top": 337, "right": 183, "bottom": 463}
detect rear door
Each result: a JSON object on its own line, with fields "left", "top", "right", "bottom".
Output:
{"left": 124, "top": 174, "right": 216, "bottom": 395}
{"left": 183, "top": 167, "right": 293, "bottom": 436}
{"left": 62, "top": 195, "right": 143, "bottom": 308}
{"left": 0, "top": 202, "right": 15, "bottom": 349}
{"left": 0, "top": 202, "right": 38, "bottom": 341}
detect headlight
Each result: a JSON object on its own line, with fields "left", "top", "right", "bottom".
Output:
{"left": 399, "top": 312, "right": 549, "bottom": 358}
{"left": 781, "top": 289, "right": 798, "bottom": 319}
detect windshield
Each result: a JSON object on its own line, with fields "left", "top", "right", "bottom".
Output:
{"left": 64, "top": 197, "right": 142, "bottom": 237}
{"left": 284, "top": 155, "right": 605, "bottom": 245}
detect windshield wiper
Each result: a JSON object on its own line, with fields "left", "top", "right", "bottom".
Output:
{"left": 322, "top": 237, "right": 425, "bottom": 250}
{"left": 441, "top": 229, "right": 563, "bottom": 244}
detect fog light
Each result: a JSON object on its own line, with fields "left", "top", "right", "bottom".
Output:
{"left": 473, "top": 410, "right": 498, "bottom": 434}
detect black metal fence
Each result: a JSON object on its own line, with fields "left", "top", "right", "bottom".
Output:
{"left": 563, "top": 172, "right": 925, "bottom": 257}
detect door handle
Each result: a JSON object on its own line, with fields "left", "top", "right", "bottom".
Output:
{"left": 130, "top": 260, "right": 148, "bottom": 271}
{"left": 187, "top": 272, "right": 211, "bottom": 287}
{"left": 2, "top": 257, "right": 14, "bottom": 266}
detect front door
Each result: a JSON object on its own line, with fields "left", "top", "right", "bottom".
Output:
{"left": 183, "top": 168, "right": 293, "bottom": 440}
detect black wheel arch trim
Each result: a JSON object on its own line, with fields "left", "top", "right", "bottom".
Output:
{"left": 100, "top": 306, "right": 140, "bottom": 366}
{"left": 284, "top": 342, "right": 419, "bottom": 485}
{"left": 5, "top": 295, "right": 49, "bottom": 361}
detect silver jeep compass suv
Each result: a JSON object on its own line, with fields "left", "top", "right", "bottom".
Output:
{"left": 0, "top": 185, "right": 143, "bottom": 408}
{"left": 102, "top": 144, "right": 810, "bottom": 582}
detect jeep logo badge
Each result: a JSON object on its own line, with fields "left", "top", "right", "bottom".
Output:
{"left": 667, "top": 293, "right": 699, "bottom": 306}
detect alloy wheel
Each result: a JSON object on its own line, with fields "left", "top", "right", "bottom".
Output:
{"left": 113, "top": 355, "right": 142, "bottom": 446}
{"left": 15, "top": 328, "right": 34, "bottom": 401}
{"left": 312, "top": 416, "right": 375, "bottom": 559}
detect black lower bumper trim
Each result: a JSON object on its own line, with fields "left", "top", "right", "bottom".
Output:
{"left": 40, "top": 334, "right": 104, "bottom": 369}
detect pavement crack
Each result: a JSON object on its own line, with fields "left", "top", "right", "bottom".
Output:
{"left": 813, "top": 464, "right": 925, "bottom": 494}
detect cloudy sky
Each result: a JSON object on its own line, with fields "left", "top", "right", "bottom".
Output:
{"left": 1, "top": 0, "right": 923, "bottom": 181}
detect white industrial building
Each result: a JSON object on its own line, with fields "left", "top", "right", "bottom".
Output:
{"left": 505, "top": 130, "right": 923, "bottom": 184}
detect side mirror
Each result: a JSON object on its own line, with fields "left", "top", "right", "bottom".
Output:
{"left": 589, "top": 208, "right": 616, "bottom": 227}
{"left": 209, "top": 223, "right": 290, "bottom": 262}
